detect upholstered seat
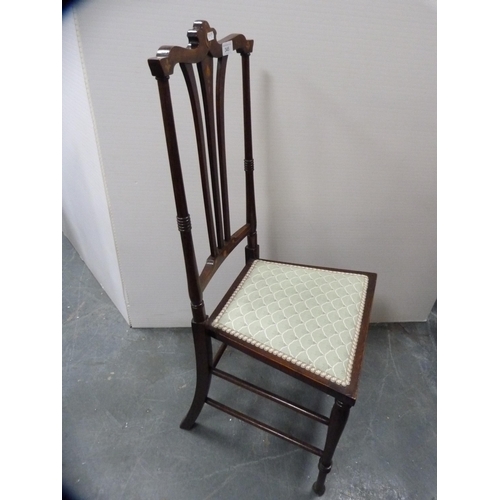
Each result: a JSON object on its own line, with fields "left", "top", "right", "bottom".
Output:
{"left": 211, "top": 260, "right": 369, "bottom": 387}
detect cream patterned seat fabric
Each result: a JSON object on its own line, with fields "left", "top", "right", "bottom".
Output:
{"left": 212, "top": 260, "right": 369, "bottom": 387}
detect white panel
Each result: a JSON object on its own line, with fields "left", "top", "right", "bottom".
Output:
{"left": 72, "top": 0, "right": 436, "bottom": 325}
{"left": 62, "top": 10, "right": 128, "bottom": 322}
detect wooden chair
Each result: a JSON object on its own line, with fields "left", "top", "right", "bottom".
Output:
{"left": 148, "top": 20, "right": 376, "bottom": 496}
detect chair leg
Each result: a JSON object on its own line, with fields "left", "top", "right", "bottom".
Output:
{"left": 312, "top": 399, "right": 351, "bottom": 496}
{"left": 180, "top": 323, "right": 213, "bottom": 430}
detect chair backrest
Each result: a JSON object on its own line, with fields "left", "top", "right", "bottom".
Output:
{"left": 148, "top": 21, "right": 258, "bottom": 323}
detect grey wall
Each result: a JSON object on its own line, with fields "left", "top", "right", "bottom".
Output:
{"left": 62, "top": 0, "right": 436, "bottom": 326}
{"left": 62, "top": 10, "right": 128, "bottom": 322}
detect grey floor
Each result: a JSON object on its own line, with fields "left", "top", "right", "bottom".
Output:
{"left": 62, "top": 235, "right": 436, "bottom": 500}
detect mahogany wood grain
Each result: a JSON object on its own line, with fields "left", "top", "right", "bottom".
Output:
{"left": 148, "top": 20, "right": 377, "bottom": 495}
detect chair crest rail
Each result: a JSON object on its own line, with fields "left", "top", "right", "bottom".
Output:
{"left": 148, "top": 20, "right": 254, "bottom": 78}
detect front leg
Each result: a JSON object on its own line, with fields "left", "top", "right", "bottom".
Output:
{"left": 312, "top": 399, "right": 352, "bottom": 496}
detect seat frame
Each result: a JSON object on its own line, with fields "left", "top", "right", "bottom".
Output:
{"left": 148, "top": 20, "right": 376, "bottom": 496}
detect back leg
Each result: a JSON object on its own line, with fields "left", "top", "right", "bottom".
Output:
{"left": 180, "top": 322, "right": 213, "bottom": 430}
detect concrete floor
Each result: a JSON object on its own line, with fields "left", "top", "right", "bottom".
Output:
{"left": 62, "top": 235, "right": 436, "bottom": 500}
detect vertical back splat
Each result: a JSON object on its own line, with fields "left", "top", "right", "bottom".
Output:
{"left": 197, "top": 57, "right": 224, "bottom": 250}
{"left": 181, "top": 63, "right": 217, "bottom": 257}
{"left": 216, "top": 56, "right": 231, "bottom": 243}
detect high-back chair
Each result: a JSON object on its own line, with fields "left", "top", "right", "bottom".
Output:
{"left": 148, "top": 20, "right": 376, "bottom": 496}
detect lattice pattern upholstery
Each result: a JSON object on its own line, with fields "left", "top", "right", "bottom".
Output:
{"left": 212, "top": 260, "right": 369, "bottom": 386}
